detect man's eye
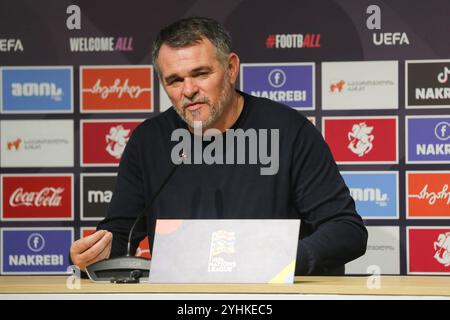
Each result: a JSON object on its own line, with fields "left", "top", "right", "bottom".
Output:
{"left": 168, "top": 78, "right": 182, "bottom": 85}
{"left": 195, "top": 72, "right": 209, "bottom": 77}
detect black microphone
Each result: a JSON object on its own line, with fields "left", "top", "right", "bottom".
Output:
{"left": 85, "top": 151, "right": 187, "bottom": 283}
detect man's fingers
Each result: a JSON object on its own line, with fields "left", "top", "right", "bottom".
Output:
{"left": 78, "top": 232, "right": 113, "bottom": 263}
{"left": 85, "top": 239, "right": 112, "bottom": 267}
{"left": 71, "top": 230, "right": 107, "bottom": 254}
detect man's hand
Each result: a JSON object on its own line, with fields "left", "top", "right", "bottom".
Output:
{"left": 70, "top": 230, "right": 113, "bottom": 271}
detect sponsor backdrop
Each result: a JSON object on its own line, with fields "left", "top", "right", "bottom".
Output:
{"left": 0, "top": 0, "right": 449, "bottom": 275}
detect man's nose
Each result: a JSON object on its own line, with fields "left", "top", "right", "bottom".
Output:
{"left": 182, "top": 77, "right": 199, "bottom": 99}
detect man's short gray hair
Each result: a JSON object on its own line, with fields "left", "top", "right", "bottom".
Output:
{"left": 152, "top": 17, "right": 232, "bottom": 75}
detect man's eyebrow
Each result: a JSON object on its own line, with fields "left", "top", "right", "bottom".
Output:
{"left": 164, "top": 66, "right": 213, "bottom": 83}
{"left": 191, "top": 66, "right": 212, "bottom": 73}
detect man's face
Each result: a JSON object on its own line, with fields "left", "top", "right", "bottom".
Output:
{"left": 157, "top": 38, "right": 236, "bottom": 129}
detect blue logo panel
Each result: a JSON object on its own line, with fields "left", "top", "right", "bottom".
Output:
{"left": 341, "top": 172, "right": 398, "bottom": 219}
{"left": 1, "top": 229, "right": 73, "bottom": 274}
{"left": 1, "top": 67, "right": 73, "bottom": 113}
{"left": 407, "top": 117, "right": 450, "bottom": 163}
{"left": 240, "top": 64, "right": 314, "bottom": 109}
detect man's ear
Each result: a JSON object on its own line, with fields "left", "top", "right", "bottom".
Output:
{"left": 227, "top": 52, "right": 240, "bottom": 85}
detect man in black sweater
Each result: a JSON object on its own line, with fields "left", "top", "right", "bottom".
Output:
{"left": 70, "top": 17, "right": 367, "bottom": 275}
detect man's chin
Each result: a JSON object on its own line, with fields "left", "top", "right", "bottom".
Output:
{"left": 187, "top": 117, "right": 218, "bottom": 130}
{"left": 186, "top": 114, "right": 211, "bottom": 127}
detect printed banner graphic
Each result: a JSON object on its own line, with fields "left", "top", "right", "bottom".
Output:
{"left": 0, "top": 120, "right": 74, "bottom": 168}
{"left": 406, "top": 60, "right": 450, "bottom": 108}
{"left": 346, "top": 226, "right": 400, "bottom": 275}
{"left": 81, "top": 120, "right": 142, "bottom": 166}
{"left": 80, "top": 65, "right": 152, "bottom": 112}
{"left": 408, "top": 227, "right": 450, "bottom": 274}
{"left": 81, "top": 174, "right": 116, "bottom": 220}
{"left": 407, "top": 171, "right": 450, "bottom": 218}
{"left": 240, "top": 63, "right": 314, "bottom": 109}
{"left": 322, "top": 61, "right": 398, "bottom": 110}
{"left": 322, "top": 117, "right": 398, "bottom": 164}
{"left": 406, "top": 116, "right": 450, "bottom": 163}
{"left": 341, "top": 172, "right": 398, "bottom": 219}
{"left": 1, "top": 174, "right": 73, "bottom": 220}
{"left": 1, "top": 228, "right": 73, "bottom": 274}
{"left": 1, "top": 66, "right": 73, "bottom": 113}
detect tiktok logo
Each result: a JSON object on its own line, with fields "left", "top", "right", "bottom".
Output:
{"left": 437, "top": 66, "right": 450, "bottom": 84}
{"left": 268, "top": 69, "right": 287, "bottom": 88}
{"left": 27, "top": 233, "right": 45, "bottom": 253}
{"left": 435, "top": 122, "right": 450, "bottom": 141}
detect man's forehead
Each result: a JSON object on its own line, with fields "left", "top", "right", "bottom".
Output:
{"left": 157, "top": 39, "right": 220, "bottom": 76}
{"left": 161, "top": 36, "right": 213, "bottom": 50}
{"left": 158, "top": 38, "right": 215, "bottom": 59}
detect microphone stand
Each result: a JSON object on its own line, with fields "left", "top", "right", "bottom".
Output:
{"left": 85, "top": 152, "right": 187, "bottom": 283}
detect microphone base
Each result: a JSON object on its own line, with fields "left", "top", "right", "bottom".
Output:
{"left": 85, "top": 256, "right": 151, "bottom": 283}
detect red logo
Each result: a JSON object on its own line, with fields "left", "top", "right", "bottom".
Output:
{"left": 322, "top": 117, "right": 398, "bottom": 164}
{"left": 7, "top": 138, "right": 22, "bottom": 150}
{"left": 80, "top": 66, "right": 153, "bottom": 112}
{"left": 408, "top": 228, "right": 450, "bottom": 274}
{"left": 330, "top": 80, "right": 345, "bottom": 92}
{"left": 407, "top": 172, "right": 450, "bottom": 218}
{"left": 81, "top": 229, "right": 150, "bottom": 258}
{"left": 135, "top": 236, "right": 151, "bottom": 259}
{"left": 1, "top": 175, "right": 73, "bottom": 220}
{"left": 81, "top": 120, "right": 142, "bottom": 166}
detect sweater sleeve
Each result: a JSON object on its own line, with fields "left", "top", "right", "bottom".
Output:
{"left": 291, "top": 120, "right": 368, "bottom": 275}
{"left": 96, "top": 127, "right": 147, "bottom": 258}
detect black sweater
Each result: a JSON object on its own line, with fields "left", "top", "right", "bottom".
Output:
{"left": 97, "top": 91, "right": 368, "bottom": 275}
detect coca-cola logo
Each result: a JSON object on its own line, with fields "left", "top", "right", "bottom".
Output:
{"left": 2, "top": 175, "right": 73, "bottom": 220}
{"left": 9, "top": 187, "right": 65, "bottom": 207}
